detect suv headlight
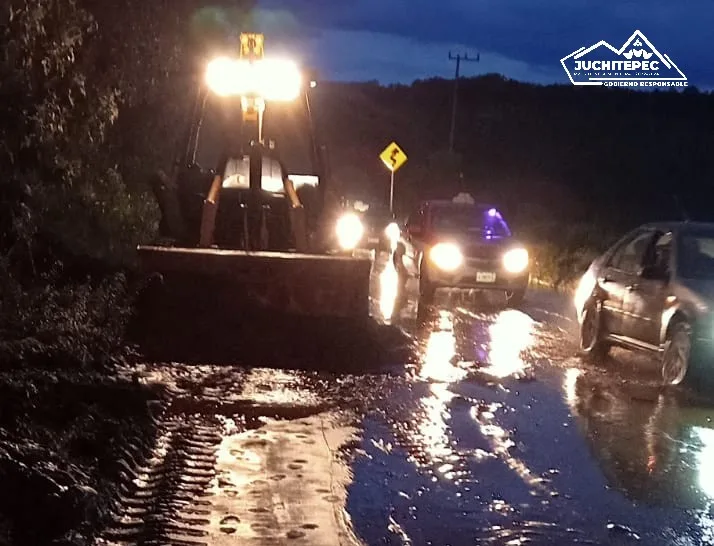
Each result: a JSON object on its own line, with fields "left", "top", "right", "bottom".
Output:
{"left": 430, "top": 242, "right": 463, "bottom": 271}
{"left": 503, "top": 247, "right": 529, "bottom": 273}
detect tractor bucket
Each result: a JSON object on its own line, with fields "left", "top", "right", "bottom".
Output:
{"left": 130, "top": 245, "right": 374, "bottom": 364}
{"left": 127, "top": 244, "right": 419, "bottom": 369}
{"left": 134, "top": 245, "right": 372, "bottom": 320}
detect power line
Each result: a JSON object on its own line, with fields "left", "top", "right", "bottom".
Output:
{"left": 448, "top": 51, "right": 480, "bottom": 154}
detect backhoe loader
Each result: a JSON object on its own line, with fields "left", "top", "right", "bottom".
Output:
{"left": 133, "top": 34, "right": 372, "bottom": 353}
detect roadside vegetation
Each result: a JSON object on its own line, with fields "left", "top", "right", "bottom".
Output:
{"left": 0, "top": 2, "right": 252, "bottom": 544}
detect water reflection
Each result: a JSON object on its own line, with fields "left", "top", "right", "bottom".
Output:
{"left": 563, "top": 368, "right": 581, "bottom": 405}
{"left": 420, "top": 311, "right": 465, "bottom": 383}
{"left": 695, "top": 427, "right": 714, "bottom": 499}
{"left": 471, "top": 402, "right": 553, "bottom": 494}
{"left": 378, "top": 255, "right": 399, "bottom": 322}
{"left": 412, "top": 383, "right": 458, "bottom": 470}
{"left": 408, "top": 310, "right": 465, "bottom": 471}
{"left": 564, "top": 368, "right": 714, "bottom": 509}
{"left": 481, "top": 309, "right": 536, "bottom": 378}
{"left": 565, "top": 369, "right": 714, "bottom": 543}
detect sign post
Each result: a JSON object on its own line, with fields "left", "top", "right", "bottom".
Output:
{"left": 379, "top": 141, "right": 408, "bottom": 214}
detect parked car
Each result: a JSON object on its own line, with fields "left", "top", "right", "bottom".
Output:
{"left": 574, "top": 221, "right": 714, "bottom": 385}
{"left": 393, "top": 197, "right": 530, "bottom": 306}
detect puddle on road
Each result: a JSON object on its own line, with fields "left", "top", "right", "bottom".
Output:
{"left": 352, "top": 256, "right": 714, "bottom": 545}
{"left": 349, "top": 290, "right": 587, "bottom": 544}
{"left": 120, "top": 254, "right": 714, "bottom": 546}
{"left": 564, "top": 367, "right": 714, "bottom": 543}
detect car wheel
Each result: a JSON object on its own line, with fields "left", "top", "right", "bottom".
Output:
{"left": 579, "top": 301, "right": 610, "bottom": 361}
{"left": 661, "top": 321, "right": 691, "bottom": 386}
{"left": 506, "top": 288, "right": 526, "bottom": 308}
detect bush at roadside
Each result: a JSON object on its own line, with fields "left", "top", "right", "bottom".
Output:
{"left": 522, "top": 220, "right": 618, "bottom": 292}
{"left": 0, "top": 266, "right": 137, "bottom": 371}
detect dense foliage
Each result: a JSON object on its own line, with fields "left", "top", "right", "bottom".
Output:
{"left": 0, "top": 1, "right": 255, "bottom": 366}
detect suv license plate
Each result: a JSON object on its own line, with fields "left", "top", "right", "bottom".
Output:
{"left": 476, "top": 272, "right": 496, "bottom": 283}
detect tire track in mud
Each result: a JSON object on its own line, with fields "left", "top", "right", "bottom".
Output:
{"left": 102, "top": 416, "right": 222, "bottom": 545}
{"left": 98, "top": 365, "right": 360, "bottom": 546}
{"left": 99, "top": 368, "right": 245, "bottom": 546}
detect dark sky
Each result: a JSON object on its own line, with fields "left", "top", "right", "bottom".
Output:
{"left": 247, "top": 0, "right": 712, "bottom": 88}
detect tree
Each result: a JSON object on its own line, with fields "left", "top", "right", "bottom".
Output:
{"left": 0, "top": 0, "right": 255, "bottom": 271}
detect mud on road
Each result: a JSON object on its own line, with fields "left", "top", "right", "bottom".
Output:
{"left": 98, "top": 365, "right": 376, "bottom": 546}
{"left": 5, "top": 253, "right": 714, "bottom": 546}
{"left": 101, "top": 254, "right": 714, "bottom": 545}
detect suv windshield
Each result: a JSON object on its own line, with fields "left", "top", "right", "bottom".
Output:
{"left": 678, "top": 233, "right": 714, "bottom": 279}
{"left": 363, "top": 207, "right": 392, "bottom": 224}
{"left": 431, "top": 206, "right": 511, "bottom": 238}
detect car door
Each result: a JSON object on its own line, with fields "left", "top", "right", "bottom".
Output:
{"left": 621, "top": 230, "right": 672, "bottom": 347}
{"left": 598, "top": 229, "right": 656, "bottom": 336}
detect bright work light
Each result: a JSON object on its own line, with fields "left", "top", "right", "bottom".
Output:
{"left": 205, "top": 57, "right": 302, "bottom": 101}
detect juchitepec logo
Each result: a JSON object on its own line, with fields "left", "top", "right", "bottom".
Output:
{"left": 561, "top": 30, "right": 687, "bottom": 87}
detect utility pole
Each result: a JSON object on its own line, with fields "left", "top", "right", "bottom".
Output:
{"left": 448, "top": 51, "right": 480, "bottom": 154}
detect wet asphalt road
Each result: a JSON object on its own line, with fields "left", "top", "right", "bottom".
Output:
{"left": 108, "top": 252, "right": 714, "bottom": 546}
{"left": 358, "top": 254, "right": 714, "bottom": 546}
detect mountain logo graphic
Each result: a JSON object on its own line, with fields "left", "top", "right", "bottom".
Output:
{"left": 561, "top": 30, "right": 687, "bottom": 87}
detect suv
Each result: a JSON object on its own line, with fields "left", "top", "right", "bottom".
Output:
{"left": 359, "top": 205, "right": 395, "bottom": 251}
{"left": 394, "top": 198, "right": 530, "bottom": 306}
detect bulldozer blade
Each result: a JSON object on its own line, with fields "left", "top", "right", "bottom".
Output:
{"left": 134, "top": 245, "right": 372, "bottom": 319}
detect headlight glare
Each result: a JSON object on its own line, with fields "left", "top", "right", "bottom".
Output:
{"left": 430, "top": 242, "right": 463, "bottom": 271}
{"left": 385, "top": 222, "right": 400, "bottom": 245}
{"left": 503, "top": 247, "right": 529, "bottom": 273}
{"left": 205, "top": 57, "right": 302, "bottom": 101}
{"left": 574, "top": 269, "right": 596, "bottom": 320}
{"left": 336, "top": 213, "right": 364, "bottom": 250}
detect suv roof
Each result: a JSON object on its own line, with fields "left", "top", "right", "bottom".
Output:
{"left": 422, "top": 200, "right": 498, "bottom": 209}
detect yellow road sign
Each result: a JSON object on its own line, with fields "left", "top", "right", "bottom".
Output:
{"left": 379, "top": 141, "right": 408, "bottom": 173}
{"left": 240, "top": 33, "right": 264, "bottom": 59}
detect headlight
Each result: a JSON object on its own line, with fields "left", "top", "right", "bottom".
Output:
{"left": 336, "top": 213, "right": 364, "bottom": 250}
{"left": 385, "top": 222, "right": 400, "bottom": 245}
{"left": 503, "top": 247, "right": 529, "bottom": 273}
{"left": 430, "top": 242, "right": 463, "bottom": 271}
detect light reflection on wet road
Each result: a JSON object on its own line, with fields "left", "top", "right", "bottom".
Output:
{"left": 345, "top": 253, "right": 714, "bottom": 545}
{"left": 126, "top": 252, "right": 714, "bottom": 545}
